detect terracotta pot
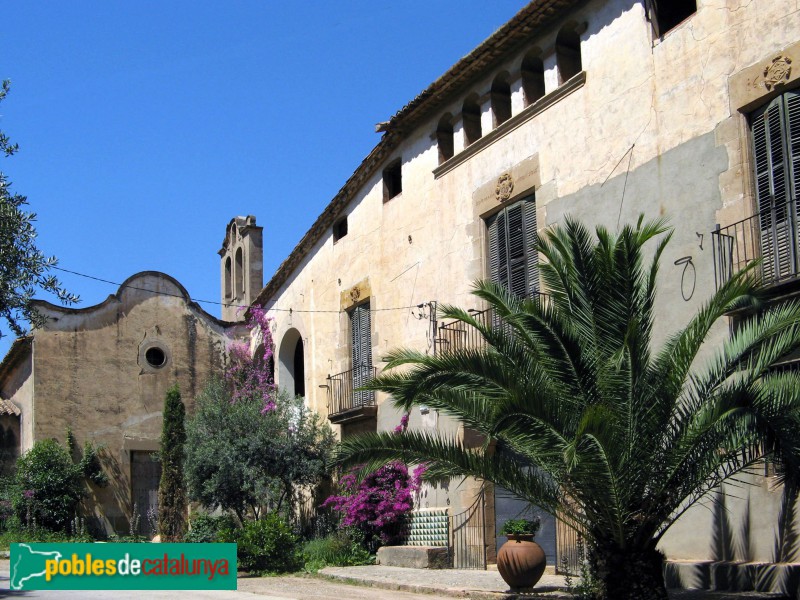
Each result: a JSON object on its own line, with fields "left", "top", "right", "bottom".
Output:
{"left": 496, "top": 534, "right": 546, "bottom": 589}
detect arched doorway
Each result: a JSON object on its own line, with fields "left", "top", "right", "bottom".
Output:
{"left": 278, "top": 328, "right": 305, "bottom": 398}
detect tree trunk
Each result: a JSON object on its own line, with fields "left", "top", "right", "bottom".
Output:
{"left": 589, "top": 543, "right": 668, "bottom": 600}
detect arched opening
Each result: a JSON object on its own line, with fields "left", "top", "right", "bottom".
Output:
{"left": 234, "top": 247, "right": 244, "bottom": 299}
{"left": 293, "top": 338, "right": 305, "bottom": 397}
{"left": 436, "top": 113, "right": 454, "bottom": 164}
{"left": 521, "top": 51, "right": 545, "bottom": 105}
{"left": 278, "top": 328, "right": 305, "bottom": 398}
{"left": 556, "top": 25, "right": 582, "bottom": 84}
{"left": 491, "top": 72, "right": 512, "bottom": 128}
{"left": 224, "top": 257, "right": 232, "bottom": 300}
{"left": 254, "top": 343, "right": 275, "bottom": 385}
{"left": 462, "top": 94, "right": 482, "bottom": 146}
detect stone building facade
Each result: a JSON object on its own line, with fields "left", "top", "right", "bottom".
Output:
{"left": 0, "top": 272, "right": 243, "bottom": 535}
{"left": 247, "top": 0, "right": 800, "bottom": 579}
{"left": 219, "top": 215, "right": 264, "bottom": 322}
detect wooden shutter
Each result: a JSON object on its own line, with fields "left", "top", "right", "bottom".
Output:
{"left": 523, "top": 198, "right": 539, "bottom": 297}
{"left": 488, "top": 213, "right": 501, "bottom": 285}
{"left": 787, "top": 90, "right": 800, "bottom": 262}
{"left": 506, "top": 203, "right": 527, "bottom": 298}
{"left": 752, "top": 91, "right": 800, "bottom": 283}
{"left": 486, "top": 196, "right": 538, "bottom": 298}
{"left": 350, "top": 302, "right": 372, "bottom": 406}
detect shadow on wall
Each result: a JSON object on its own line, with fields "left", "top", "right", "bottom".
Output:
{"left": 664, "top": 484, "right": 800, "bottom": 594}
{"left": 99, "top": 448, "right": 134, "bottom": 537}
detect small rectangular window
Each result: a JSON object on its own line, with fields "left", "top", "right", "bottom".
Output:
{"left": 333, "top": 216, "right": 348, "bottom": 242}
{"left": 383, "top": 159, "right": 402, "bottom": 202}
{"left": 649, "top": 0, "right": 696, "bottom": 38}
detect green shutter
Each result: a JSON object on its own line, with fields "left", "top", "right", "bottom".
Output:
{"left": 486, "top": 196, "right": 538, "bottom": 299}
{"left": 487, "top": 213, "right": 501, "bottom": 284}
{"left": 523, "top": 197, "right": 539, "bottom": 297}
{"left": 752, "top": 91, "right": 800, "bottom": 283}
{"left": 351, "top": 302, "right": 372, "bottom": 406}
{"left": 786, "top": 90, "right": 800, "bottom": 256}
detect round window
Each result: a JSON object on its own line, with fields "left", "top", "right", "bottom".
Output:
{"left": 145, "top": 347, "right": 167, "bottom": 368}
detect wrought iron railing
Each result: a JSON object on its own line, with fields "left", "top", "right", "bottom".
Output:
{"left": 436, "top": 293, "right": 550, "bottom": 355}
{"left": 555, "top": 511, "right": 584, "bottom": 577}
{"left": 326, "top": 365, "right": 377, "bottom": 417}
{"left": 712, "top": 197, "right": 800, "bottom": 290}
{"left": 450, "top": 488, "right": 487, "bottom": 569}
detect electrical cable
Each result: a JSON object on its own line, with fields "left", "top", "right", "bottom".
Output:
{"left": 51, "top": 266, "right": 424, "bottom": 315}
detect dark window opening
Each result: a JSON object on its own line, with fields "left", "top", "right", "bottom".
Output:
{"left": 383, "top": 159, "right": 402, "bottom": 201}
{"left": 224, "top": 257, "right": 232, "bottom": 300}
{"left": 293, "top": 338, "right": 305, "bottom": 397}
{"left": 333, "top": 216, "right": 348, "bottom": 242}
{"left": 521, "top": 52, "right": 546, "bottom": 105}
{"left": 145, "top": 347, "right": 167, "bottom": 368}
{"left": 491, "top": 73, "right": 512, "bottom": 128}
{"left": 235, "top": 247, "right": 244, "bottom": 298}
{"left": 649, "top": 0, "right": 696, "bottom": 37}
{"left": 437, "top": 113, "right": 454, "bottom": 164}
{"left": 556, "top": 26, "right": 582, "bottom": 84}
{"left": 255, "top": 344, "right": 275, "bottom": 384}
{"left": 462, "top": 95, "right": 482, "bottom": 146}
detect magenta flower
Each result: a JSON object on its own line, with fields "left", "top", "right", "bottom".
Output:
{"left": 225, "top": 306, "right": 276, "bottom": 414}
{"left": 323, "top": 461, "right": 423, "bottom": 547}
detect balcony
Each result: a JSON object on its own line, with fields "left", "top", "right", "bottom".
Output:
{"left": 712, "top": 198, "right": 800, "bottom": 292}
{"left": 326, "top": 365, "right": 377, "bottom": 424}
{"left": 435, "top": 293, "right": 550, "bottom": 355}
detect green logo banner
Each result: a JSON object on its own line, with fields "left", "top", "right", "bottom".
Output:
{"left": 10, "top": 543, "right": 237, "bottom": 590}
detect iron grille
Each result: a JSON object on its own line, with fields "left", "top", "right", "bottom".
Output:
{"left": 436, "top": 294, "right": 550, "bottom": 355}
{"left": 326, "top": 365, "right": 377, "bottom": 417}
{"left": 450, "top": 488, "right": 487, "bottom": 569}
{"left": 712, "top": 197, "right": 800, "bottom": 290}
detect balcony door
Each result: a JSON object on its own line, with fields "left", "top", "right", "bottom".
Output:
{"left": 752, "top": 90, "right": 800, "bottom": 284}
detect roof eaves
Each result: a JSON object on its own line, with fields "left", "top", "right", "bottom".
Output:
{"left": 0, "top": 336, "right": 32, "bottom": 382}
{"left": 0, "top": 398, "right": 20, "bottom": 416}
{"left": 252, "top": 0, "right": 583, "bottom": 310}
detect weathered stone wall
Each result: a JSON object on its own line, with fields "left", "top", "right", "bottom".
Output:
{"left": 0, "top": 343, "right": 33, "bottom": 452}
{"left": 259, "top": 0, "right": 800, "bottom": 562}
{"left": 27, "top": 272, "right": 239, "bottom": 535}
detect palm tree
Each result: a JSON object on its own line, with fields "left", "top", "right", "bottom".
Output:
{"left": 336, "top": 216, "right": 800, "bottom": 600}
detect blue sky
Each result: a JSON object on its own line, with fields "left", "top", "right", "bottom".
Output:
{"left": 1, "top": 1, "right": 526, "bottom": 355}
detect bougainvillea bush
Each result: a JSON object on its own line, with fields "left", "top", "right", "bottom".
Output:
{"left": 323, "top": 461, "right": 426, "bottom": 548}
{"left": 226, "top": 305, "right": 276, "bottom": 412}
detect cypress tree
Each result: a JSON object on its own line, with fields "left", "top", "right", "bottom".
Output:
{"left": 158, "top": 383, "right": 187, "bottom": 541}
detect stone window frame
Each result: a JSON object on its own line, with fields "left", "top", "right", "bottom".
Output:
{"left": 138, "top": 340, "right": 172, "bottom": 373}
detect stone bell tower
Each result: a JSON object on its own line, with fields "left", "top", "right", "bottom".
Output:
{"left": 219, "top": 215, "right": 263, "bottom": 321}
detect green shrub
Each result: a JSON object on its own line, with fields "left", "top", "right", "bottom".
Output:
{"left": 302, "top": 531, "right": 372, "bottom": 572}
{"left": 220, "top": 513, "right": 301, "bottom": 574}
{"left": 0, "top": 474, "right": 15, "bottom": 532}
{"left": 14, "top": 439, "right": 83, "bottom": 531}
{"left": 499, "top": 517, "right": 541, "bottom": 536}
{"left": 158, "top": 384, "right": 187, "bottom": 542}
{"left": 0, "top": 517, "right": 93, "bottom": 551}
{"left": 184, "top": 513, "right": 237, "bottom": 543}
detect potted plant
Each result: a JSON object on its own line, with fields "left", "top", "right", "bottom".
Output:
{"left": 496, "top": 517, "right": 546, "bottom": 590}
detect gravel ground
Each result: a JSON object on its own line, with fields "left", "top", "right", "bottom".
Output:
{"left": 1, "top": 559, "right": 794, "bottom": 599}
